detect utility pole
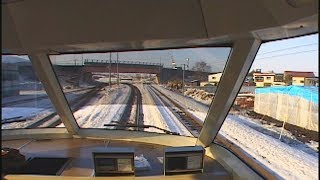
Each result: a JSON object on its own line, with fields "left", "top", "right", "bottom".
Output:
{"left": 109, "top": 53, "right": 112, "bottom": 89}
{"left": 81, "top": 54, "right": 84, "bottom": 65}
{"left": 186, "top": 58, "right": 189, "bottom": 70}
{"left": 105, "top": 56, "right": 108, "bottom": 87}
{"left": 182, "top": 64, "right": 185, "bottom": 96}
{"left": 117, "top": 52, "right": 119, "bottom": 87}
{"left": 159, "top": 57, "right": 162, "bottom": 84}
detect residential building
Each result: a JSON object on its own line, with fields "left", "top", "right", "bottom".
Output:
{"left": 292, "top": 77, "right": 306, "bottom": 86}
{"left": 272, "top": 82, "right": 285, "bottom": 86}
{"left": 253, "top": 72, "right": 275, "bottom": 87}
{"left": 293, "top": 77, "right": 318, "bottom": 86}
{"left": 208, "top": 73, "right": 222, "bottom": 85}
{"left": 274, "top": 73, "right": 284, "bottom": 82}
{"left": 284, "top": 71, "right": 315, "bottom": 85}
{"left": 200, "top": 72, "right": 222, "bottom": 86}
{"left": 305, "top": 77, "right": 318, "bottom": 86}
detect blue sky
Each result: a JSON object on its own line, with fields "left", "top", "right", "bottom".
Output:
{"left": 252, "top": 34, "right": 318, "bottom": 75}
{"left": 13, "top": 33, "right": 319, "bottom": 75}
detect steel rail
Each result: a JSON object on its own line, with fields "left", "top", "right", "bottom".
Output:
{"left": 23, "top": 85, "right": 105, "bottom": 128}
{"left": 2, "top": 87, "right": 96, "bottom": 107}
{"left": 150, "top": 85, "right": 278, "bottom": 180}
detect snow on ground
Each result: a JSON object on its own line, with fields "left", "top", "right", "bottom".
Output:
{"left": 2, "top": 93, "right": 57, "bottom": 129}
{"left": 2, "top": 88, "right": 92, "bottom": 106}
{"left": 2, "top": 88, "right": 97, "bottom": 129}
{"left": 154, "top": 85, "right": 318, "bottom": 180}
{"left": 154, "top": 85, "right": 209, "bottom": 114}
{"left": 135, "top": 84, "right": 170, "bottom": 134}
{"left": 222, "top": 116, "right": 318, "bottom": 179}
{"left": 2, "top": 107, "right": 54, "bottom": 129}
{"left": 145, "top": 85, "right": 192, "bottom": 136}
{"left": 74, "top": 85, "right": 131, "bottom": 128}
{"left": 2, "top": 107, "right": 46, "bottom": 120}
{"left": 19, "top": 90, "right": 47, "bottom": 95}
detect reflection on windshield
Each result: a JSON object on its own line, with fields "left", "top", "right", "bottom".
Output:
{"left": 214, "top": 34, "right": 319, "bottom": 179}
{"left": 49, "top": 47, "right": 231, "bottom": 136}
{"left": 1, "top": 55, "right": 58, "bottom": 129}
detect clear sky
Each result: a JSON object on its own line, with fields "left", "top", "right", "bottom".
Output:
{"left": 252, "top": 33, "right": 318, "bottom": 75}
{"left": 20, "top": 33, "right": 319, "bottom": 76}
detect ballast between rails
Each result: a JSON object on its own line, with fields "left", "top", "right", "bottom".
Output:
{"left": 2, "top": 86, "right": 97, "bottom": 107}
{"left": 2, "top": 85, "right": 106, "bottom": 128}
{"left": 149, "top": 85, "right": 277, "bottom": 180}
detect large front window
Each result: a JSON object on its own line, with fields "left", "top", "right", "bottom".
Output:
{"left": 2, "top": 55, "right": 58, "bottom": 129}
{"left": 214, "top": 34, "right": 318, "bottom": 179}
{"left": 49, "top": 47, "right": 231, "bottom": 137}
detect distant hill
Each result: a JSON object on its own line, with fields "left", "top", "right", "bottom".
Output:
{"left": 2, "top": 56, "right": 29, "bottom": 63}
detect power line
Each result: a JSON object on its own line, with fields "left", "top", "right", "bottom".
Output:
{"left": 210, "top": 43, "right": 318, "bottom": 64}
{"left": 255, "top": 49, "right": 318, "bottom": 60}
{"left": 257, "top": 43, "right": 318, "bottom": 55}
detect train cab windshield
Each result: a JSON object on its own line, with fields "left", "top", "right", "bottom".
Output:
{"left": 1, "top": 0, "right": 318, "bottom": 179}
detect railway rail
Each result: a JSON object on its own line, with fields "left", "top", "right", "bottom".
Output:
{"left": 116, "top": 83, "right": 143, "bottom": 130}
{"left": 2, "top": 86, "right": 97, "bottom": 107}
{"left": 2, "top": 85, "right": 105, "bottom": 128}
{"left": 42, "top": 85, "right": 105, "bottom": 128}
{"left": 148, "top": 85, "right": 200, "bottom": 137}
{"left": 148, "top": 85, "right": 277, "bottom": 179}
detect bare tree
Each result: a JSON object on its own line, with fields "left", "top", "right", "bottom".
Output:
{"left": 191, "top": 61, "right": 212, "bottom": 72}
{"left": 191, "top": 61, "right": 212, "bottom": 81}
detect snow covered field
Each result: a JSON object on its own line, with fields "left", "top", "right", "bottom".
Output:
{"left": 72, "top": 84, "right": 131, "bottom": 128}
{"left": 2, "top": 88, "right": 94, "bottom": 129}
{"left": 154, "top": 85, "right": 318, "bottom": 180}
{"left": 2, "top": 94, "right": 56, "bottom": 129}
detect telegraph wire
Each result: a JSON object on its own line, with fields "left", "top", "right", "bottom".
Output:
{"left": 257, "top": 43, "right": 318, "bottom": 55}
{"left": 255, "top": 49, "right": 317, "bottom": 60}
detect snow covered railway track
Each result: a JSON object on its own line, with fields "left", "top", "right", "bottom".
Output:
{"left": 130, "top": 84, "right": 143, "bottom": 129}
{"left": 148, "top": 86, "right": 198, "bottom": 137}
{"left": 24, "top": 85, "right": 106, "bottom": 128}
{"left": 116, "top": 83, "right": 143, "bottom": 130}
{"left": 2, "top": 87, "right": 97, "bottom": 107}
{"left": 152, "top": 86, "right": 281, "bottom": 179}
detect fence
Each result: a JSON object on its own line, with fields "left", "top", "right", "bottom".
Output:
{"left": 254, "top": 86, "right": 318, "bottom": 132}
{"left": 187, "top": 86, "right": 255, "bottom": 94}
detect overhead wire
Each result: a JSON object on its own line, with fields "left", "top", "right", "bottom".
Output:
{"left": 255, "top": 49, "right": 318, "bottom": 60}
{"left": 257, "top": 43, "right": 318, "bottom": 55}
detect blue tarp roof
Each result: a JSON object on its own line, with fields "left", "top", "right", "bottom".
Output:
{"left": 255, "top": 86, "right": 318, "bottom": 104}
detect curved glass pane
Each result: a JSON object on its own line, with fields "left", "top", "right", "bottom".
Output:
{"left": 49, "top": 47, "right": 231, "bottom": 137}
{"left": 214, "top": 34, "right": 318, "bottom": 179}
{"left": 2, "top": 55, "right": 59, "bottom": 129}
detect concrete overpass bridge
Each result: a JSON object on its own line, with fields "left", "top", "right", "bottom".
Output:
{"left": 83, "top": 59, "right": 162, "bottom": 74}
{"left": 54, "top": 59, "right": 210, "bottom": 84}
